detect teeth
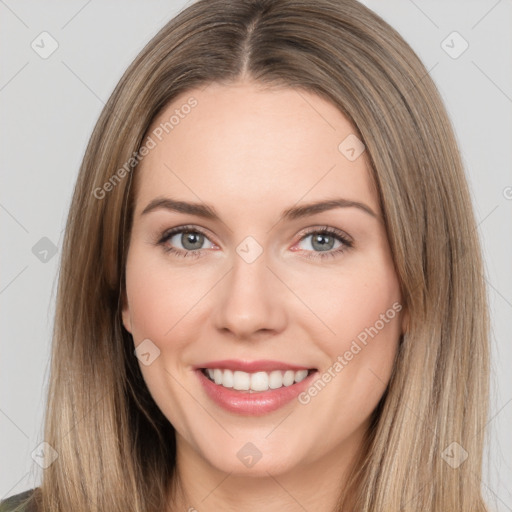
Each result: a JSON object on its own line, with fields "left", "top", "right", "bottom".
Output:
{"left": 269, "top": 370, "right": 283, "bottom": 389}
{"left": 283, "top": 370, "right": 295, "bottom": 386}
{"left": 233, "top": 371, "right": 250, "bottom": 390}
{"left": 294, "top": 369, "right": 308, "bottom": 383}
{"left": 250, "top": 371, "right": 268, "bottom": 392}
{"left": 203, "top": 368, "right": 311, "bottom": 392}
{"left": 222, "top": 369, "right": 234, "bottom": 388}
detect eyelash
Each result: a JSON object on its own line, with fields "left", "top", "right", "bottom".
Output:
{"left": 157, "top": 224, "right": 353, "bottom": 261}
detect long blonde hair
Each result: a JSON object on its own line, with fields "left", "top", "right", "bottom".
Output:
{"left": 32, "top": 0, "right": 490, "bottom": 510}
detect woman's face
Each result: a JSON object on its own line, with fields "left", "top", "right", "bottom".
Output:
{"left": 122, "top": 81, "right": 405, "bottom": 477}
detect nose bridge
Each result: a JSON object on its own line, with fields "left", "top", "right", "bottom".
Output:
{"left": 212, "top": 240, "right": 287, "bottom": 338}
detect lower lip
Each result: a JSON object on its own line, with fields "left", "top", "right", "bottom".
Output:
{"left": 196, "top": 369, "right": 317, "bottom": 416}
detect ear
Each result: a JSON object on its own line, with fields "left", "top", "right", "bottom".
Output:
{"left": 120, "top": 288, "right": 133, "bottom": 334}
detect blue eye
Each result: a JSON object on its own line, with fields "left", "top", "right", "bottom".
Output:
{"left": 158, "top": 226, "right": 214, "bottom": 258}
{"left": 157, "top": 225, "right": 352, "bottom": 260}
{"left": 294, "top": 227, "right": 353, "bottom": 260}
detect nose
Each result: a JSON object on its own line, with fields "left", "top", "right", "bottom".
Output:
{"left": 212, "top": 249, "right": 288, "bottom": 341}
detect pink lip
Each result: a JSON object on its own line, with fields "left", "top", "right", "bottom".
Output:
{"left": 196, "top": 367, "right": 317, "bottom": 416}
{"left": 195, "top": 359, "right": 313, "bottom": 372}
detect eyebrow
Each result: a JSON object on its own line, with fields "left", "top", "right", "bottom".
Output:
{"left": 140, "top": 196, "right": 377, "bottom": 221}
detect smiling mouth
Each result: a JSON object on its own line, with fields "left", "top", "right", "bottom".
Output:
{"left": 201, "top": 368, "right": 317, "bottom": 393}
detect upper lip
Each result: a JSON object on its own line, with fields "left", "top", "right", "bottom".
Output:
{"left": 195, "top": 359, "right": 314, "bottom": 372}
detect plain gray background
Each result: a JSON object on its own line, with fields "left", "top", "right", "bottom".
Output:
{"left": 1, "top": 0, "right": 511, "bottom": 509}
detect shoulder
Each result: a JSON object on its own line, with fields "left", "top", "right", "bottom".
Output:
{"left": 0, "top": 489, "right": 38, "bottom": 512}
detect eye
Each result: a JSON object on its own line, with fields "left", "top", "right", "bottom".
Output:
{"left": 293, "top": 227, "right": 353, "bottom": 260}
{"left": 156, "top": 225, "right": 353, "bottom": 260}
{"left": 158, "top": 225, "right": 216, "bottom": 258}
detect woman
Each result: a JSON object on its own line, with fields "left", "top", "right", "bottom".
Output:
{"left": 1, "top": 0, "right": 490, "bottom": 510}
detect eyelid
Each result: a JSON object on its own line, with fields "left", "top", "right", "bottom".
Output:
{"left": 156, "top": 224, "right": 217, "bottom": 260}
{"left": 294, "top": 225, "right": 353, "bottom": 245}
{"left": 289, "top": 225, "right": 353, "bottom": 260}
{"left": 158, "top": 224, "right": 216, "bottom": 245}
{"left": 157, "top": 224, "right": 353, "bottom": 260}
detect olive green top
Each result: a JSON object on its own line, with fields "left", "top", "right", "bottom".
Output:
{"left": 0, "top": 489, "right": 37, "bottom": 512}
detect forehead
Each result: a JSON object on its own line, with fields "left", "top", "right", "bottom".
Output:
{"left": 133, "top": 81, "right": 378, "bottom": 218}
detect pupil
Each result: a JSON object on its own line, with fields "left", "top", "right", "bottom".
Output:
{"left": 182, "top": 232, "right": 203, "bottom": 250}
{"left": 312, "top": 234, "right": 334, "bottom": 251}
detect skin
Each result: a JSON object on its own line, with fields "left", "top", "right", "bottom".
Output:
{"left": 122, "top": 79, "right": 406, "bottom": 511}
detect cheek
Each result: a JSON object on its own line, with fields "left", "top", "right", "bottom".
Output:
{"left": 124, "top": 248, "right": 209, "bottom": 343}
{"left": 123, "top": 252, "right": 209, "bottom": 432}
{"left": 291, "top": 253, "right": 403, "bottom": 404}
{"left": 332, "top": 273, "right": 401, "bottom": 348}
{"left": 292, "top": 258, "right": 402, "bottom": 351}
{"left": 291, "top": 261, "right": 402, "bottom": 451}
{"left": 124, "top": 269, "right": 169, "bottom": 341}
